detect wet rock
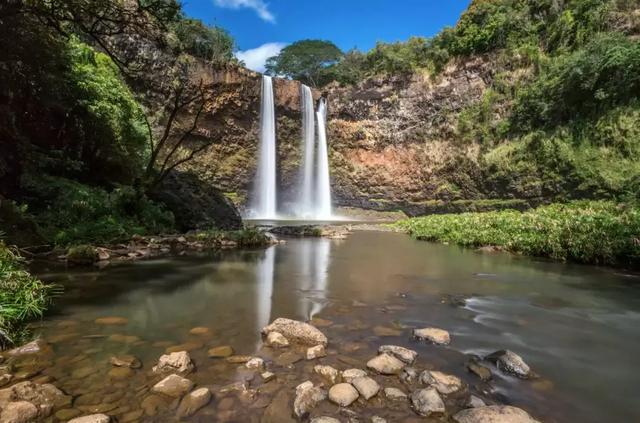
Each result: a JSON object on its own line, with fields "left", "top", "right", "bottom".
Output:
{"left": 152, "top": 374, "right": 194, "bottom": 397}
{"left": 189, "top": 327, "right": 210, "bottom": 335}
{"left": 485, "top": 350, "right": 531, "bottom": 379}
{"left": 311, "top": 417, "right": 341, "bottom": 423}
{"left": 266, "top": 331, "right": 290, "bottom": 348}
{"left": 0, "top": 374, "right": 13, "bottom": 388}
{"left": 309, "top": 318, "right": 333, "bottom": 328}
{"left": 307, "top": 344, "right": 327, "bottom": 360}
{"left": 410, "top": 388, "right": 445, "bottom": 417}
{"left": 420, "top": 370, "right": 464, "bottom": 395}
{"left": 0, "top": 381, "right": 69, "bottom": 416}
{"left": 384, "top": 387, "right": 407, "bottom": 400}
{"left": 261, "top": 371, "right": 276, "bottom": 382}
{"left": 371, "top": 417, "right": 387, "bottom": 423}
{"left": 120, "top": 410, "right": 144, "bottom": 422}
{"left": 453, "top": 405, "right": 541, "bottom": 423}
{"left": 208, "top": 345, "right": 234, "bottom": 358}
{"left": 110, "top": 355, "right": 141, "bottom": 369}
{"left": 0, "top": 401, "right": 38, "bottom": 423}
{"left": 413, "top": 327, "right": 450, "bottom": 345}
{"left": 107, "top": 334, "right": 140, "bottom": 344}
{"left": 341, "top": 368, "right": 367, "bottom": 383}
{"left": 55, "top": 408, "right": 83, "bottom": 420}
{"left": 351, "top": 376, "right": 380, "bottom": 400}
{"left": 108, "top": 366, "right": 134, "bottom": 379}
{"left": 263, "top": 318, "right": 328, "bottom": 346}
{"left": 373, "top": 326, "right": 402, "bottom": 337}
{"left": 366, "top": 353, "right": 405, "bottom": 375}
{"left": 274, "top": 351, "right": 303, "bottom": 367}
{"left": 262, "top": 390, "right": 296, "bottom": 423}
{"left": 400, "top": 367, "right": 418, "bottom": 384}
{"left": 296, "top": 381, "right": 314, "bottom": 395}
{"left": 314, "top": 365, "right": 340, "bottom": 384}
{"left": 94, "top": 317, "right": 128, "bottom": 326}
{"left": 294, "top": 383, "right": 327, "bottom": 419}
{"left": 328, "top": 383, "right": 359, "bottom": 407}
{"left": 141, "top": 394, "right": 165, "bottom": 416}
{"left": 166, "top": 342, "right": 203, "bottom": 353}
{"left": 68, "top": 414, "right": 111, "bottom": 423}
{"left": 177, "top": 387, "right": 211, "bottom": 418}
{"left": 153, "top": 351, "right": 194, "bottom": 374}
{"left": 226, "top": 355, "right": 252, "bottom": 364}
{"left": 466, "top": 360, "right": 492, "bottom": 381}
{"left": 71, "top": 366, "right": 97, "bottom": 379}
{"left": 246, "top": 357, "right": 265, "bottom": 370}
{"left": 6, "top": 339, "right": 49, "bottom": 356}
{"left": 467, "top": 395, "right": 486, "bottom": 408}
{"left": 378, "top": 345, "right": 417, "bottom": 364}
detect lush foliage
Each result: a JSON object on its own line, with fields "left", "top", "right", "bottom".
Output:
{"left": 171, "top": 18, "right": 236, "bottom": 63}
{"left": 397, "top": 201, "right": 640, "bottom": 266}
{"left": 22, "top": 176, "right": 174, "bottom": 245}
{"left": 0, "top": 240, "right": 58, "bottom": 348}
{"left": 265, "top": 40, "right": 343, "bottom": 87}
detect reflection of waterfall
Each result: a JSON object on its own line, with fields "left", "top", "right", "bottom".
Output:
{"left": 315, "top": 98, "right": 332, "bottom": 219}
{"left": 297, "top": 239, "right": 332, "bottom": 319}
{"left": 250, "top": 75, "right": 277, "bottom": 219}
{"left": 255, "top": 246, "right": 276, "bottom": 348}
{"left": 298, "top": 84, "right": 316, "bottom": 217}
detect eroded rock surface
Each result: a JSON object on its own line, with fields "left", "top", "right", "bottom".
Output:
{"left": 263, "top": 318, "right": 328, "bottom": 346}
{"left": 453, "top": 405, "right": 541, "bottom": 423}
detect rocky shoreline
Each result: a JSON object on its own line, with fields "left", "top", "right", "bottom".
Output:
{"left": 0, "top": 316, "right": 541, "bottom": 422}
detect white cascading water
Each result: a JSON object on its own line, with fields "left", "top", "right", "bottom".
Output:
{"left": 298, "top": 84, "right": 316, "bottom": 218}
{"left": 251, "top": 75, "right": 277, "bottom": 219}
{"left": 315, "top": 98, "right": 332, "bottom": 219}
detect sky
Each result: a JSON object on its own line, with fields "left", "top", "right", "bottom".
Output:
{"left": 182, "top": 0, "right": 471, "bottom": 72}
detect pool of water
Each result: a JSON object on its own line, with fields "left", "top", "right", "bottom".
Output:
{"left": 24, "top": 231, "right": 640, "bottom": 422}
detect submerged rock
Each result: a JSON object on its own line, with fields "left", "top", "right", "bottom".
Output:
{"left": 351, "top": 376, "right": 380, "bottom": 400}
{"left": 294, "top": 383, "right": 327, "bottom": 419}
{"left": 373, "top": 325, "right": 402, "bottom": 337}
{"left": 420, "top": 370, "right": 464, "bottom": 395}
{"left": 466, "top": 359, "right": 492, "bottom": 381}
{"left": 110, "top": 355, "right": 141, "bottom": 369}
{"left": 208, "top": 345, "right": 234, "bottom": 358}
{"left": 413, "top": 327, "right": 450, "bottom": 345}
{"left": 266, "top": 331, "right": 290, "bottom": 348}
{"left": 328, "top": 383, "right": 359, "bottom": 407}
{"left": 6, "top": 339, "right": 49, "bottom": 356}
{"left": 378, "top": 345, "right": 417, "bottom": 364}
{"left": 467, "top": 395, "right": 486, "bottom": 408}
{"left": 453, "top": 405, "right": 541, "bottom": 423}
{"left": 246, "top": 357, "right": 265, "bottom": 370}
{"left": 68, "top": 414, "right": 111, "bottom": 423}
{"left": 177, "top": 387, "right": 211, "bottom": 418}
{"left": 0, "top": 401, "right": 38, "bottom": 423}
{"left": 153, "top": 351, "right": 194, "bottom": 374}
{"left": 410, "top": 388, "right": 445, "bottom": 417}
{"left": 485, "top": 350, "right": 531, "bottom": 378}
{"left": 0, "top": 381, "right": 69, "bottom": 419}
{"left": 94, "top": 317, "right": 128, "bottom": 326}
{"left": 262, "top": 318, "right": 328, "bottom": 346}
{"left": 367, "top": 353, "right": 405, "bottom": 375}
{"left": 152, "top": 374, "right": 194, "bottom": 397}
{"left": 341, "top": 368, "right": 367, "bottom": 383}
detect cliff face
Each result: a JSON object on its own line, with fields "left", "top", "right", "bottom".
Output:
{"left": 187, "top": 58, "right": 505, "bottom": 215}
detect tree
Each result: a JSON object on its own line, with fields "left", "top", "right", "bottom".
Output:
{"left": 171, "top": 18, "right": 236, "bottom": 63}
{"left": 265, "top": 39, "right": 343, "bottom": 87}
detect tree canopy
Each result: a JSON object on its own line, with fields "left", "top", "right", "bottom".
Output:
{"left": 265, "top": 40, "right": 343, "bottom": 87}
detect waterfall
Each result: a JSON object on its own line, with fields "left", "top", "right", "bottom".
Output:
{"left": 298, "top": 84, "right": 316, "bottom": 218}
{"left": 315, "top": 98, "right": 332, "bottom": 219}
{"left": 251, "top": 75, "right": 277, "bottom": 219}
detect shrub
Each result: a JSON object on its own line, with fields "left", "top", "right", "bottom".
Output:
{"left": 171, "top": 18, "right": 236, "bottom": 63}
{"left": 396, "top": 201, "right": 640, "bottom": 266}
{"left": 228, "top": 228, "right": 270, "bottom": 248}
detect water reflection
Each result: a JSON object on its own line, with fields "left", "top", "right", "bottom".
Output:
{"left": 255, "top": 246, "right": 276, "bottom": 348}
{"left": 295, "top": 238, "right": 331, "bottom": 319}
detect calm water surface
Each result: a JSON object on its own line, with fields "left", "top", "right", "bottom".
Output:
{"left": 32, "top": 231, "right": 640, "bottom": 422}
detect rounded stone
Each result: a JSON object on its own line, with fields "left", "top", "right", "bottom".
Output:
{"left": 94, "top": 317, "right": 128, "bottom": 326}
{"left": 68, "top": 414, "right": 111, "bottom": 423}
{"left": 366, "top": 353, "right": 405, "bottom": 375}
{"left": 328, "top": 383, "right": 359, "bottom": 406}
{"left": 453, "top": 405, "right": 541, "bottom": 423}
{"left": 410, "top": 388, "right": 445, "bottom": 416}
{"left": 351, "top": 376, "right": 380, "bottom": 400}
{"left": 413, "top": 327, "right": 450, "bottom": 345}
{"left": 208, "top": 345, "right": 234, "bottom": 358}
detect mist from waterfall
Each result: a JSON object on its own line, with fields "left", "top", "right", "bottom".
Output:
{"left": 298, "top": 84, "right": 316, "bottom": 217}
{"left": 315, "top": 98, "right": 332, "bottom": 219}
{"left": 250, "top": 75, "right": 277, "bottom": 219}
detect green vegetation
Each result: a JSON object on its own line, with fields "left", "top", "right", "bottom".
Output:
{"left": 171, "top": 17, "right": 236, "bottom": 63}
{"left": 265, "top": 40, "right": 343, "bottom": 87}
{"left": 397, "top": 201, "right": 640, "bottom": 266}
{"left": 0, "top": 239, "right": 58, "bottom": 348}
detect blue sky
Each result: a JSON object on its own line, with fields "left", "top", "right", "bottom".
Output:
{"left": 182, "top": 0, "right": 471, "bottom": 72}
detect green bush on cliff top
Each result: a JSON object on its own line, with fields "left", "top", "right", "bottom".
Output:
{"left": 396, "top": 201, "right": 640, "bottom": 266}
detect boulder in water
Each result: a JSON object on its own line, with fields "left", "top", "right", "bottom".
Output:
{"left": 367, "top": 353, "right": 405, "bottom": 375}
{"left": 485, "top": 350, "right": 531, "bottom": 378}
{"left": 410, "top": 388, "right": 445, "bottom": 416}
{"left": 262, "top": 318, "right": 328, "bottom": 346}
{"left": 453, "top": 405, "right": 541, "bottom": 423}
{"left": 413, "top": 327, "right": 450, "bottom": 345}
{"left": 378, "top": 345, "right": 417, "bottom": 364}
{"left": 328, "top": 383, "right": 359, "bottom": 406}
{"left": 153, "top": 351, "right": 194, "bottom": 374}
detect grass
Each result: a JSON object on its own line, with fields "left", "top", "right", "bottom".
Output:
{"left": 396, "top": 201, "right": 640, "bottom": 267}
{"left": 0, "top": 239, "right": 59, "bottom": 349}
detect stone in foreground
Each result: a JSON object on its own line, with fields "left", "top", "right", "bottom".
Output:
{"left": 152, "top": 374, "right": 194, "bottom": 397}
{"left": 0, "top": 401, "right": 39, "bottom": 423}
{"left": 341, "top": 368, "right": 367, "bottom": 383}
{"left": 413, "top": 327, "right": 450, "bottom": 345}
{"left": 177, "top": 387, "right": 211, "bottom": 418}
{"left": 351, "top": 376, "right": 380, "bottom": 400}
{"left": 378, "top": 345, "right": 418, "bottom": 364}
{"left": 153, "top": 351, "right": 194, "bottom": 374}
{"left": 453, "top": 405, "right": 541, "bottom": 423}
{"left": 311, "top": 417, "right": 341, "bottom": 423}
{"left": 367, "top": 353, "right": 405, "bottom": 375}
{"left": 420, "top": 370, "right": 464, "bottom": 395}
{"left": 262, "top": 318, "right": 328, "bottom": 346}
{"left": 328, "top": 383, "right": 359, "bottom": 406}
{"left": 384, "top": 387, "right": 407, "bottom": 400}
{"left": 485, "top": 350, "right": 531, "bottom": 378}
{"left": 266, "top": 331, "right": 290, "bottom": 348}
{"left": 68, "top": 415, "right": 110, "bottom": 423}
{"left": 314, "top": 365, "right": 340, "bottom": 384}
{"left": 306, "top": 344, "right": 327, "bottom": 360}
{"left": 410, "top": 388, "right": 445, "bottom": 416}
{"left": 245, "top": 357, "right": 265, "bottom": 370}
{"left": 0, "top": 381, "right": 69, "bottom": 420}
{"left": 294, "top": 383, "right": 327, "bottom": 419}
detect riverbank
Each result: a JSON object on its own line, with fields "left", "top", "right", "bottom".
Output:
{"left": 396, "top": 201, "right": 640, "bottom": 267}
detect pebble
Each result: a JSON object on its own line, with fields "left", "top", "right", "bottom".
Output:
{"left": 351, "top": 376, "right": 380, "bottom": 400}
{"left": 94, "top": 317, "right": 128, "bottom": 326}
{"left": 420, "top": 370, "right": 464, "bottom": 395}
{"left": 378, "top": 345, "right": 418, "bottom": 364}
{"left": 152, "top": 374, "right": 194, "bottom": 397}
{"left": 341, "top": 368, "right": 367, "bottom": 383}
{"left": 208, "top": 345, "right": 234, "bottom": 358}
{"left": 68, "top": 415, "right": 111, "bottom": 423}
{"left": 189, "top": 327, "right": 210, "bottom": 335}
{"left": 328, "top": 383, "right": 359, "bottom": 406}
{"left": 261, "top": 371, "right": 276, "bottom": 382}
{"left": 384, "top": 387, "right": 407, "bottom": 400}
{"left": 410, "top": 388, "right": 445, "bottom": 416}
{"left": 153, "top": 351, "right": 194, "bottom": 374}
{"left": 413, "top": 327, "right": 450, "bottom": 345}
{"left": 110, "top": 355, "right": 142, "bottom": 369}
{"left": 453, "top": 405, "right": 541, "bottom": 423}
{"left": 367, "top": 353, "right": 405, "bottom": 375}
{"left": 306, "top": 344, "right": 327, "bottom": 360}
{"left": 314, "top": 365, "right": 340, "bottom": 384}
{"left": 177, "top": 387, "right": 211, "bottom": 418}
{"left": 246, "top": 357, "right": 265, "bottom": 370}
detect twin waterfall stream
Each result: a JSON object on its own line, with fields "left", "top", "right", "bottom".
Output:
{"left": 250, "top": 75, "right": 333, "bottom": 220}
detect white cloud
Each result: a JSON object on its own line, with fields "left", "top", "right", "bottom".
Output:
{"left": 236, "top": 42, "right": 286, "bottom": 73}
{"left": 213, "top": 0, "right": 276, "bottom": 23}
